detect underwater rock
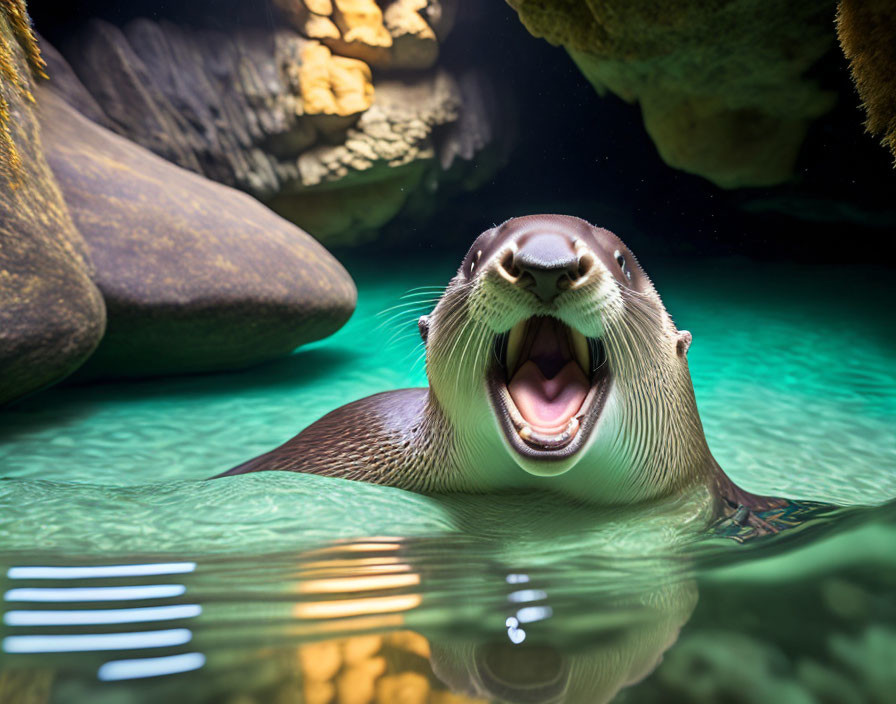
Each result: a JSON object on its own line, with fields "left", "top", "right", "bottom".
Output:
{"left": 56, "top": 8, "right": 503, "bottom": 245}
{"left": 506, "top": 0, "right": 837, "bottom": 188}
{"left": 822, "top": 625, "right": 896, "bottom": 703}
{"left": 837, "top": 0, "right": 896, "bottom": 164}
{"left": 0, "top": 6, "right": 106, "bottom": 405}
{"left": 653, "top": 630, "right": 816, "bottom": 703}
{"left": 36, "top": 87, "right": 356, "bottom": 379}
{"left": 0, "top": 668, "right": 54, "bottom": 704}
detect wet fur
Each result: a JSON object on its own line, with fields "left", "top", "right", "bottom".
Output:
{"left": 218, "top": 215, "right": 781, "bottom": 525}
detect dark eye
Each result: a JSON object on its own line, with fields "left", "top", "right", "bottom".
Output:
{"left": 614, "top": 249, "right": 631, "bottom": 279}
{"left": 468, "top": 250, "right": 482, "bottom": 277}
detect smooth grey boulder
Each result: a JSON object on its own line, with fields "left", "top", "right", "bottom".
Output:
{"left": 37, "top": 86, "right": 356, "bottom": 379}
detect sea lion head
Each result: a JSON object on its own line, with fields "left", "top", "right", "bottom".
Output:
{"left": 421, "top": 215, "right": 709, "bottom": 504}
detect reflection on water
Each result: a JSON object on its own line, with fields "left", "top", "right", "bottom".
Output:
{"left": 3, "top": 494, "right": 892, "bottom": 704}
{"left": 0, "top": 543, "right": 692, "bottom": 703}
{"left": 0, "top": 487, "right": 707, "bottom": 704}
{"left": 2, "top": 561, "right": 204, "bottom": 685}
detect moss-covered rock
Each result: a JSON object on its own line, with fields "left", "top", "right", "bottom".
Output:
{"left": 506, "top": 0, "right": 837, "bottom": 188}
{"left": 37, "top": 86, "right": 356, "bottom": 379}
{"left": 0, "top": 4, "right": 106, "bottom": 405}
{"left": 0, "top": 0, "right": 46, "bottom": 169}
{"left": 837, "top": 0, "right": 896, "bottom": 164}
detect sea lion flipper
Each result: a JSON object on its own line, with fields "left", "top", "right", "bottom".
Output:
{"left": 213, "top": 389, "right": 431, "bottom": 483}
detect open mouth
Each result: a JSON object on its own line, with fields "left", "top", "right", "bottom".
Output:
{"left": 488, "top": 316, "right": 611, "bottom": 460}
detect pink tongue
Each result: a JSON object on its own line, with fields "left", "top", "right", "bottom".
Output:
{"left": 508, "top": 360, "right": 589, "bottom": 432}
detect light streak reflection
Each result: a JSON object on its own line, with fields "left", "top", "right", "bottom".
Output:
{"left": 508, "top": 589, "right": 548, "bottom": 603}
{"left": 3, "top": 628, "right": 193, "bottom": 653}
{"left": 4, "top": 604, "right": 201, "bottom": 626}
{"left": 4, "top": 585, "right": 187, "bottom": 602}
{"left": 98, "top": 652, "right": 206, "bottom": 681}
{"left": 7, "top": 563, "right": 196, "bottom": 580}
{"left": 515, "top": 605, "right": 553, "bottom": 624}
{"left": 2, "top": 561, "right": 207, "bottom": 682}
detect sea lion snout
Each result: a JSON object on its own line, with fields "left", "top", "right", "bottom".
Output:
{"left": 502, "top": 232, "right": 590, "bottom": 302}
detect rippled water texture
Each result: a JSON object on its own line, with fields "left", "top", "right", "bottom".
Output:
{"left": 0, "top": 256, "right": 894, "bottom": 703}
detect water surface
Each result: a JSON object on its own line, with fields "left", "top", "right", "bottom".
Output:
{"left": 1, "top": 256, "right": 894, "bottom": 703}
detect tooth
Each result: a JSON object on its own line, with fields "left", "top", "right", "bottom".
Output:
{"left": 506, "top": 320, "right": 526, "bottom": 374}
{"left": 518, "top": 418, "right": 580, "bottom": 448}
{"left": 570, "top": 328, "right": 589, "bottom": 375}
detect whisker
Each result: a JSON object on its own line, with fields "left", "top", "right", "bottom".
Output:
{"left": 402, "top": 285, "right": 446, "bottom": 294}
{"left": 386, "top": 328, "right": 420, "bottom": 346}
{"left": 397, "top": 293, "right": 443, "bottom": 302}
{"left": 375, "top": 300, "right": 438, "bottom": 317}
{"left": 374, "top": 305, "right": 434, "bottom": 329}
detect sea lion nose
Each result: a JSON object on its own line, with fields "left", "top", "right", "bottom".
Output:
{"left": 512, "top": 232, "right": 581, "bottom": 302}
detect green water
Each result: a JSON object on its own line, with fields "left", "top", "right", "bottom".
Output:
{"left": 0, "top": 256, "right": 894, "bottom": 703}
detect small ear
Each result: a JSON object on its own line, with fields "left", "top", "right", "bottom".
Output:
{"left": 418, "top": 315, "right": 430, "bottom": 343}
{"left": 676, "top": 330, "right": 692, "bottom": 357}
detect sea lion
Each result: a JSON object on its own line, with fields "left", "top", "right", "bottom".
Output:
{"left": 219, "top": 215, "right": 780, "bottom": 526}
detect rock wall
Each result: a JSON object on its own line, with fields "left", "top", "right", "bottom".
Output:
{"left": 56, "top": 1, "right": 509, "bottom": 245}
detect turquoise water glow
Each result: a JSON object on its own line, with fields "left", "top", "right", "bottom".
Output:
{"left": 0, "top": 256, "right": 894, "bottom": 703}
{"left": 1, "top": 257, "right": 892, "bottom": 502}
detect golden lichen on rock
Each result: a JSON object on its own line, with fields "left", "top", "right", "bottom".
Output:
{"left": 331, "top": 0, "right": 392, "bottom": 48}
{"left": 0, "top": 0, "right": 45, "bottom": 80}
{"left": 506, "top": 0, "right": 837, "bottom": 188}
{"left": 837, "top": 0, "right": 896, "bottom": 163}
{"left": 0, "top": 0, "right": 46, "bottom": 182}
{"left": 0, "top": 7, "right": 107, "bottom": 405}
{"left": 384, "top": 0, "right": 438, "bottom": 69}
{"left": 275, "top": 0, "right": 444, "bottom": 69}
{"left": 268, "top": 70, "right": 461, "bottom": 244}
{"left": 287, "top": 632, "right": 487, "bottom": 704}
{"left": 298, "top": 39, "right": 374, "bottom": 116}
{"left": 305, "top": 12, "right": 342, "bottom": 41}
